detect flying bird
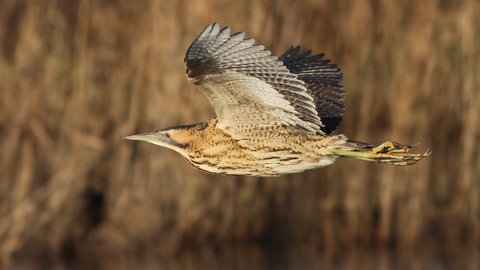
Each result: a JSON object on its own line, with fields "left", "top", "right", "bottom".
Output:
{"left": 124, "top": 23, "right": 429, "bottom": 177}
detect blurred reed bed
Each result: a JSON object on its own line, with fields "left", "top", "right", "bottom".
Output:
{"left": 0, "top": 0, "right": 479, "bottom": 265}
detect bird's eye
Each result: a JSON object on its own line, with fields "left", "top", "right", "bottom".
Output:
{"left": 165, "top": 133, "right": 170, "bottom": 137}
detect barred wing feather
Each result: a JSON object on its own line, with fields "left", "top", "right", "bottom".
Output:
{"left": 280, "top": 46, "right": 345, "bottom": 134}
{"left": 184, "top": 23, "right": 325, "bottom": 136}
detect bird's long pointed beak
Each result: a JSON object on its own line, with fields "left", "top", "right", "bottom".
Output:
{"left": 123, "top": 131, "right": 159, "bottom": 142}
{"left": 123, "top": 130, "right": 186, "bottom": 152}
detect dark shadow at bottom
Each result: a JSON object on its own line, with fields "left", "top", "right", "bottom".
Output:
{"left": 9, "top": 244, "right": 480, "bottom": 270}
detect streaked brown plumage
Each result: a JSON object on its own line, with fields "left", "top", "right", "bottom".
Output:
{"left": 124, "top": 23, "right": 429, "bottom": 177}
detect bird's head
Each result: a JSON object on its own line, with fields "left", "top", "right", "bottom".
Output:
{"left": 123, "top": 125, "right": 194, "bottom": 155}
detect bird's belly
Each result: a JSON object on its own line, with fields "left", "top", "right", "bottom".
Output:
{"left": 185, "top": 131, "right": 344, "bottom": 176}
{"left": 266, "top": 157, "right": 337, "bottom": 175}
{"left": 186, "top": 151, "right": 337, "bottom": 177}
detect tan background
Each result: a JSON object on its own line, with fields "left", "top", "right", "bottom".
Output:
{"left": 1, "top": 0, "right": 479, "bottom": 268}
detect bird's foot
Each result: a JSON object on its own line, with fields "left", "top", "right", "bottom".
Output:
{"left": 368, "top": 141, "right": 430, "bottom": 165}
{"left": 360, "top": 141, "right": 431, "bottom": 166}
{"left": 332, "top": 141, "right": 431, "bottom": 165}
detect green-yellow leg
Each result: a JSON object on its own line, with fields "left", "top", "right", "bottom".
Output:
{"left": 332, "top": 141, "right": 430, "bottom": 165}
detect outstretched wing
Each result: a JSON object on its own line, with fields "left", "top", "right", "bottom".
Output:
{"left": 280, "top": 46, "right": 345, "bottom": 134}
{"left": 184, "top": 23, "right": 325, "bottom": 136}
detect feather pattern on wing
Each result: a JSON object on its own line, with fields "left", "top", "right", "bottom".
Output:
{"left": 279, "top": 46, "right": 345, "bottom": 134}
{"left": 184, "top": 23, "right": 325, "bottom": 136}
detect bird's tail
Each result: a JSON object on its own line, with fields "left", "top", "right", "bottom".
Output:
{"left": 331, "top": 141, "right": 430, "bottom": 165}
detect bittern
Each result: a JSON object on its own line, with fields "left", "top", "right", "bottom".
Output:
{"left": 124, "top": 23, "right": 429, "bottom": 177}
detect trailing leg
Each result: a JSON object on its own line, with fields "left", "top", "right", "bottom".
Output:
{"left": 331, "top": 141, "right": 430, "bottom": 165}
